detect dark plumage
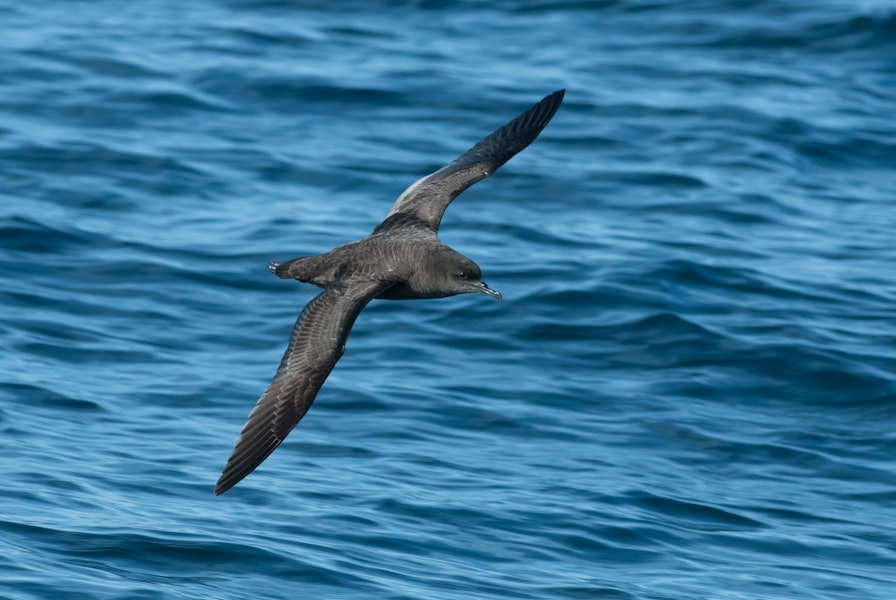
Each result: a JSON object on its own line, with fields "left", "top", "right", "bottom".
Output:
{"left": 215, "top": 89, "right": 564, "bottom": 495}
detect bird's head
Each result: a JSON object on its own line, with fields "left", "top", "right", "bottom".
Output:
{"left": 436, "top": 252, "right": 502, "bottom": 301}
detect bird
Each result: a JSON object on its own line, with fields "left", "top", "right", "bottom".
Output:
{"left": 215, "top": 89, "right": 565, "bottom": 495}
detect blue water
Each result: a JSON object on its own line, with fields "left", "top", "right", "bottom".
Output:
{"left": 2, "top": 1, "right": 895, "bottom": 598}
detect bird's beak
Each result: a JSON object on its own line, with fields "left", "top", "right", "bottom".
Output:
{"left": 477, "top": 282, "right": 502, "bottom": 301}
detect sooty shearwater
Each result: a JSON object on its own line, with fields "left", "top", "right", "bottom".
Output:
{"left": 215, "top": 89, "right": 564, "bottom": 495}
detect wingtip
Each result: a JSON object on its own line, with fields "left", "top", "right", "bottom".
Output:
{"left": 213, "top": 476, "right": 231, "bottom": 496}
{"left": 542, "top": 89, "right": 566, "bottom": 112}
{"left": 516, "top": 89, "right": 564, "bottom": 136}
{"left": 214, "top": 466, "right": 248, "bottom": 495}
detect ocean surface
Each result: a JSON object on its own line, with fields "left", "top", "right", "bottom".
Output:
{"left": 2, "top": 1, "right": 895, "bottom": 598}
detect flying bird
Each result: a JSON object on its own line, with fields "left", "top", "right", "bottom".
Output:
{"left": 215, "top": 89, "right": 565, "bottom": 495}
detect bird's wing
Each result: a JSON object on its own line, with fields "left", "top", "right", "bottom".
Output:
{"left": 215, "top": 276, "right": 394, "bottom": 495}
{"left": 384, "top": 89, "right": 564, "bottom": 232}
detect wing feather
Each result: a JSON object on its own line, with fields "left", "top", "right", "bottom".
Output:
{"left": 215, "top": 277, "right": 393, "bottom": 495}
{"left": 385, "top": 89, "right": 564, "bottom": 231}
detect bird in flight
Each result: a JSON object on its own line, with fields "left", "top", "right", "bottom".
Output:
{"left": 216, "top": 89, "right": 565, "bottom": 495}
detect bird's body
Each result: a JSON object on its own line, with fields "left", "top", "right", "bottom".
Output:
{"left": 215, "top": 89, "right": 564, "bottom": 495}
{"left": 272, "top": 232, "right": 484, "bottom": 301}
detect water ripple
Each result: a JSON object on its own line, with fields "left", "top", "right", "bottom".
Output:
{"left": 2, "top": 1, "right": 896, "bottom": 599}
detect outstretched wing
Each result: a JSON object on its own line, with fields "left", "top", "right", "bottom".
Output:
{"left": 385, "top": 89, "right": 564, "bottom": 232}
{"left": 215, "top": 277, "right": 393, "bottom": 495}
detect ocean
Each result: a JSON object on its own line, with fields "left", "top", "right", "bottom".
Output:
{"left": 1, "top": 1, "right": 895, "bottom": 598}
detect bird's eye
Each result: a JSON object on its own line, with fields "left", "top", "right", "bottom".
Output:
{"left": 457, "top": 271, "right": 469, "bottom": 280}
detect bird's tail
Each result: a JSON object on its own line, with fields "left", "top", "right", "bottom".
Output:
{"left": 269, "top": 257, "right": 311, "bottom": 280}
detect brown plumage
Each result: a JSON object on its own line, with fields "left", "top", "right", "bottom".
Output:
{"left": 215, "top": 89, "right": 564, "bottom": 495}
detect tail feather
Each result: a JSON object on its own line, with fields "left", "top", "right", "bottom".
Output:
{"left": 269, "top": 257, "right": 310, "bottom": 280}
